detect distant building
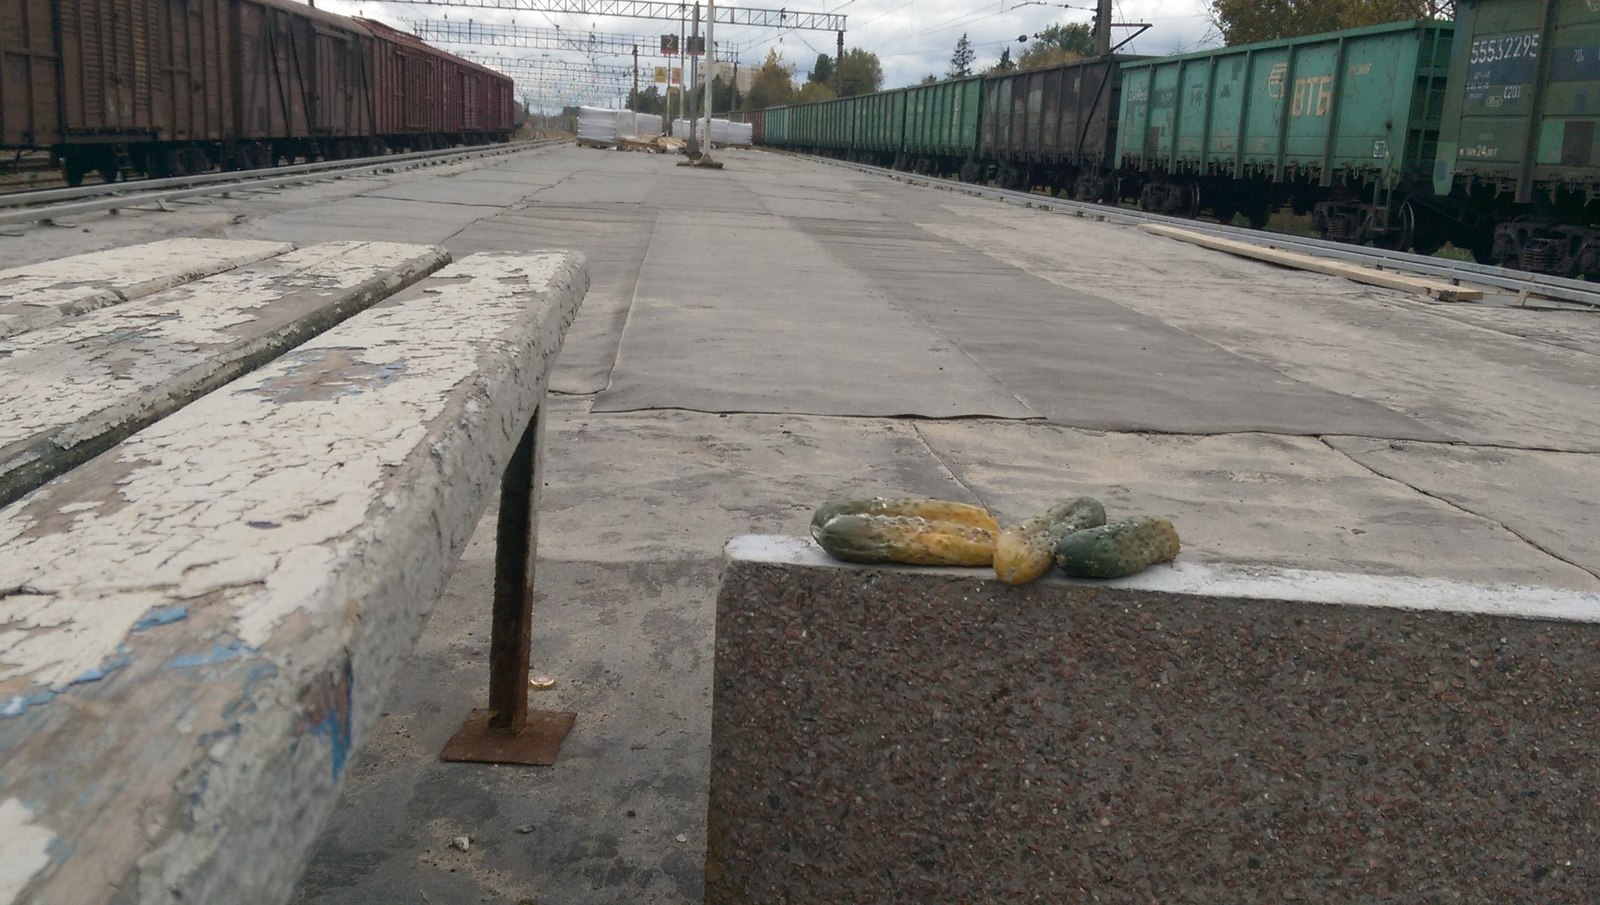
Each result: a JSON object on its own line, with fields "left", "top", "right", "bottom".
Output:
{"left": 706, "top": 60, "right": 755, "bottom": 93}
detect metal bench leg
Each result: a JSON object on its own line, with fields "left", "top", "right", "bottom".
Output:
{"left": 441, "top": 403, "right": 576, "bottom": 765}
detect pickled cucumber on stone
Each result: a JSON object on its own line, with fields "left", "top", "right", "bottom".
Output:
{"left": 811, "top": 512, "right": 997, "bottom": 566}
{"left": 1051, "top": 517, "right": 1180, "bottom": 579}
{"left": 992, "top": 497, "right": 1107, "bottom": 585}
{"left": 810, "top": 497, "right": 998, "bottom": 535}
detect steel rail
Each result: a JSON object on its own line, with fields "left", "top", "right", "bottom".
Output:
{"left": 0, "top": 141, "right": 562, "bottom": 226}
{"left": 799, "top": 154, "right": 1600, "bottom": 310}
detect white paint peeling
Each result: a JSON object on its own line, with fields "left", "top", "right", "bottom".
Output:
{"left": 0, "top": 252, "right": 579, "bottom": 690}
{"left": 725, "top": 534, "right": 1600, "bottom": 624}
{"left": 0, "top": 241, "right": 445, "bottom": 455}
{"left": 0, "top": 239, "right": 294, "bottom": 340}
{"left": 0, "top": 797, "right": 56, "bottom": 905}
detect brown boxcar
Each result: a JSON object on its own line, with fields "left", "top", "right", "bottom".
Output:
{"left": 46, "top": 0, "right": 234, "bottom": 179}
{"left": 357, "top": 18, "right": 512, "bottom": 150}
{"left": 1, "top": 0, "right": 506, "bottom": 183}
{"left": 979, "top": 55, "right": 1142, "bottom": 198}
{"left": 234, "top": 0, "right": 376, "bottom": 166}
{"left": 1, "top": 0, "right": 61, "bottom": 149}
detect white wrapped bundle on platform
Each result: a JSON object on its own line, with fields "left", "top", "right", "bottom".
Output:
{"left": 577, "top": 107, "right": 620, "bottom": 145}
{"left": 710, "top": 118, "right": 732, "bottom": 146}
{"left": 634, "top": 114, "right": 663, "bottom": 138}
{"left": 730, "top": 122, "right": 754, "bottom": 146}
{"left": 672, "top": 118, "right": 706, "bottom": 143}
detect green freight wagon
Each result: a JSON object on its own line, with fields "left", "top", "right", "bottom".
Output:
{"left": 1434, "top": 0, "right": 1600, "bottom": 276}
{"left": 901, "top": 75, "right": 983, "bottom": 177}
{"left": 852, "top": 88, "right": 907, "bottom": 165}
{"left": 810, "top": 95, "right": 855, "bottom": 153}
{"left": 980, "top": 55, "right": 1142, "bottom": 197}
{"left": 1117, "top": 20, "right": 1454, "bottom": 242}
{"left": 763, "top": 106, "right": 790, "bottom": 146}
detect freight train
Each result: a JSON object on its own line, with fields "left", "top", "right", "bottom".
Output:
{"left": 751, "top": 0, "right": 1600, "bottom": 279}
{"left": 0, "top": 0, "right": 515, "bottom": 185}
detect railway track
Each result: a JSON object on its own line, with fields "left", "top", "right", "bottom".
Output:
{"left": 807, "top": 154, "right": 1600, "bottom": 312}
{"left": 0, "top": 140, "right": 563, "bottom": 228}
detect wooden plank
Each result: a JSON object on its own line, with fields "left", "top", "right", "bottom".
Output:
{"left": 0, "top": 240, "right": 451, "bottom": 509}
{"left": 0, "top": 252, "right": 589, "bottom": 905}
{"left": 1140, "top": 223, "right": 1485, "bottom": 302}
{"left": 0, "top": 238, "right": 296, "bottom": 339}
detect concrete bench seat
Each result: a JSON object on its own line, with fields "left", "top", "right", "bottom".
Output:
{"left": 708, "top": 535, "right": 1600, "bottom": 903}
{"left": 0, "top": 238, "right": 294, "bottom": 339}
{"left": 0, "top": 251, "right": 588, "bottom": 905}
{"left": 0, "top": 240, "right": 450, "bottom": 508}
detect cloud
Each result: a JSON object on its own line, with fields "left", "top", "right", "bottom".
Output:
{"left": 311, "top": 0, "right": 1220, "bottom": 103}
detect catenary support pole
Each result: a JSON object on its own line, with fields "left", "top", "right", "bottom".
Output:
{"left": 836, "top": 30, "right": 844, "bottom": 94}
{"left": 701, "top": 0, "right": 714, "bottom": 155}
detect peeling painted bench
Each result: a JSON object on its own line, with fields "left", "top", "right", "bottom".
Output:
{"left": 707, "top": 536, "right": 1600, "bottom": 903}
{"left": 0, "top": 238, "right": 295, "bottom": 340}
{"left": 0, "top": 248, "right": 588, "bottom": 904}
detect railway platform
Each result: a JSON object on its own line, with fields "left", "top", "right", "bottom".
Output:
{"left": 3, "top": 141, "right": 1597, "bottom": 903}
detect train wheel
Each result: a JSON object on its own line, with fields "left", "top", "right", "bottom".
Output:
{"left": 60, "top": 155, "right": 93, "bottom": 187}
{"left": 1244, "top": 201, "right": 1273, "bottom": 230}
{"left": 1371, "top": 201, "right": 1417, "bottom": 253}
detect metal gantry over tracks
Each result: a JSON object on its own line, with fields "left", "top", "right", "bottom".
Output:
{"left": 384, "top": 0, "right": 845, "bottom": 30}
{"left": 406, "top": 19, "right": 737, "bottom": 57}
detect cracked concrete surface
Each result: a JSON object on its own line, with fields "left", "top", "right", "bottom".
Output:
{"left": 5, "top": 143, "right": 1597, "bottom": 903}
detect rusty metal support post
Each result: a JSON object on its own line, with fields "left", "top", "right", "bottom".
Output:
{"left": 441, "top": 404, "right": 576, "bottom": 766}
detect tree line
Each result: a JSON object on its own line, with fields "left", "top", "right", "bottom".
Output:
{"left": 628, "top": 0, "right": 1455, "bottom": 113}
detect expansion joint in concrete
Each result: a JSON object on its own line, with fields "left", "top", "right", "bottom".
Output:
{"left": 1319, "top": 435, "right": 1600, "bottom": 583}
{"left": 909, "top": 423, "right": 991, "bottom": 513}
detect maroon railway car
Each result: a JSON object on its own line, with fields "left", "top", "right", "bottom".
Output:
{"left": 356, "top": 18, "right": 513, "bottom": 151}
{"left": 0, "top": 0, "right": 511, "bottom": 184}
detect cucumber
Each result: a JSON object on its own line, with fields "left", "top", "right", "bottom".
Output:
{"left": 1052, "top": 517, "right": 1180, "bottom": 579}
{"left": 992, "top": 497, "right": 1107, "bottom": 585}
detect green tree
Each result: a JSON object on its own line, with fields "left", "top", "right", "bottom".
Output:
{"left": 809, "top": 53, "right": 835, "bottom": 86}
{"left": 839, "top": 48, "right": 884, "bottom": 96}
{"left": 1209, "top": 0, "right": 1449, "bottom": 44}
{"left": 627, "top": 85, "right": 668, "bottom": 116}
{"left": 920, "top": 74, "right": 939, "bottom": 85}
{"left": 1017, "top": 23, "right": 1094, "bottom": 69}
{"left": 744, "top": 48, "right": 795, "bottom": 109}
{"left": 795, "top": 81, "right": 838, "bottom": 103}
{"left": 987, "top": 47, "right": 1016, "bottom": 74}
{"left": 949, "top": 33, "right": 975, "bottom": 78}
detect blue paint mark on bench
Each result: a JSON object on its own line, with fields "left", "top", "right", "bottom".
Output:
{"left": 132, "top": 605, "right": 189, "bottom": 631}
{"left": 168, "top": 640, "right": 256, "bottom": 670}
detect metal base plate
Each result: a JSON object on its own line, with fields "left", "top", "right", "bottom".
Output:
{"left": 439, "top": 708, "right": 576, "bottom": 766}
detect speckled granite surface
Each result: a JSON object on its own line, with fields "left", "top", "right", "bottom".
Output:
{"left": 706, "top": 538, "right": 1600, "bottom": 904}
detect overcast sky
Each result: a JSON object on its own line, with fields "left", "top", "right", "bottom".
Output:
{"left": 314, "top": 0, "right": 1219, "bottom": 107}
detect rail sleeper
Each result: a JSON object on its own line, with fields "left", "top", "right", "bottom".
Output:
{"left": 0, "top": 250, "right": 589, "bottom": 905}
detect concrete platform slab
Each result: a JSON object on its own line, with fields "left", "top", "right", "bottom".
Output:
{"left": 919, "top": 206, "right": 1600, "bottom": 450}
{"left": 1327, "top": 436, "right": 1600, "bottom": 580}
{"left": 594, "top": 209, "right": 1036, "bottom": 419}
{"left": 915, "top": 420, "right": 1599, "bottom": 590}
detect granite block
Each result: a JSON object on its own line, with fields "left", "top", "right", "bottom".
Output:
{"left": 707, "top": 537, "right": 1600, "bottom": 904}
